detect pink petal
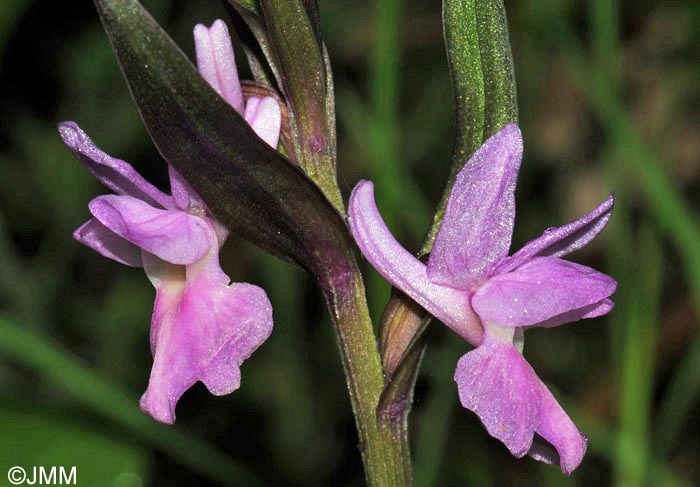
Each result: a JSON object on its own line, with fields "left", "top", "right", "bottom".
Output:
{"left": 58, "top": 122, "right": 174, "bottom": 209}
{"left": 243, "top": 96, "right": 261, "bottom": 124}
{"left": 454, "top": 326, "right": 538, "bottom": 457}
{"left": 454, "top": 323, "right": 587, "bottom": 474}
{"left": 88, "top": 195, "right": 213, "bottom": 265}
{"left": 194, "top": 20, "right": 245, "bottom": 114}
{"left": 73, "top": 218, "right": 143, "bottom": 267}
{"left": 532, "top": 385, "right": 588, "bottom": 475}
{"left": 472, "top": 257, "right": 616, "bottom": 328}
{"left": 166, "top": 169, "right": 229, "bottom": 245}
{"left": 497, "top": 194, "right": 614, "bottom": 274}
{"left": 168, "top": 166, "right": 207, "bottom": 214}
{"left": 535, "top": 298, "right": 614, "bottom": 328}
{"left": 348, "top": 180, "right": 482, "bottom": 344}
{"left": 139, "top": 248, "right": 273, "bottom": 424}
{"left": 248, "top": 96, "right": 281, "bottom": 148}
{"left": 427, "top": 124, "right": 523, "bottom": 291}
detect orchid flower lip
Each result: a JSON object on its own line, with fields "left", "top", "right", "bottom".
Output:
{"left": 138, "top": 247, "right": 273, "bottom": 424}
{"left": 455, "top": 322, "right": 588, "bottom": 474}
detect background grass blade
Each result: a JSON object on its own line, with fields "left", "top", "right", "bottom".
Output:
{"left": 0, "top": 316, "right": 261, "bottom": 485}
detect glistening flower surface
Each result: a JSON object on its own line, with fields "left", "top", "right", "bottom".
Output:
{"left": 62, "top": 19, "right": 282, "bottom": 424}
{"left": 348, "top": 123, "right": 616, "bottom": 474}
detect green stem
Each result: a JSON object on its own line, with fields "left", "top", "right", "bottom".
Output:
{"left": 423, "top": 0, "right": 517, "bottom": 252}
{"left": 260, "top": 0, "right": 344, "bottom": 211}
{"left": 319, "top": 265, "right": 412, "bottom": 486}
{"left": 0, "top": 316, "right": 261, "bottom": 485}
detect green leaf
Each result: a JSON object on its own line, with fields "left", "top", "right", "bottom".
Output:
{"left": 260, "top": 0, "right": 342, "bottom": 210}
{"left": 93, "top": 0, "right": 352, "bottom": 278}
{"left": 301, "top": 0, "right": 323, "bottom": 46}
{"left": 224, "top": 0, "right": 324, "bottom": 85}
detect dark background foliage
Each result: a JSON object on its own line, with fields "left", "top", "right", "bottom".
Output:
{"left": 0, "top": 0, "right": 698, "bottom": 485}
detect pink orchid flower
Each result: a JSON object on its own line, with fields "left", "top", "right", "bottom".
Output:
{"left": 61, "top": 19, "right": 281, "bottom": 424}
{"left": 348, "top": 123, "right": 616, "bottom": 474}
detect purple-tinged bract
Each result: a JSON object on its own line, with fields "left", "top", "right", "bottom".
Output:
{"left": 348, "top": 123, "right": 616, "bottom": 474}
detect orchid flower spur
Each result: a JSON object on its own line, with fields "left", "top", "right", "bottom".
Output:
{"left": 348, "top": 123, "right": 616, "bottom": 474}
{"left": 61, "top": 19, "right": 282, "bottom": 424}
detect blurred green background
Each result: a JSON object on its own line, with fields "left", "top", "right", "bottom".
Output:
{"left": 0, "top": 0, "right": 698, "bottom": 485}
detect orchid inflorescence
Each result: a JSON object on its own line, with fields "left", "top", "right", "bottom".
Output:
{"left": 62, "top": 0, "right": 616, "bottom": 481}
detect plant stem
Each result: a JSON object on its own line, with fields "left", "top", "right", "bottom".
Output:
{"left": 318, "top": 260, "right": 412, "bottom": 486}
